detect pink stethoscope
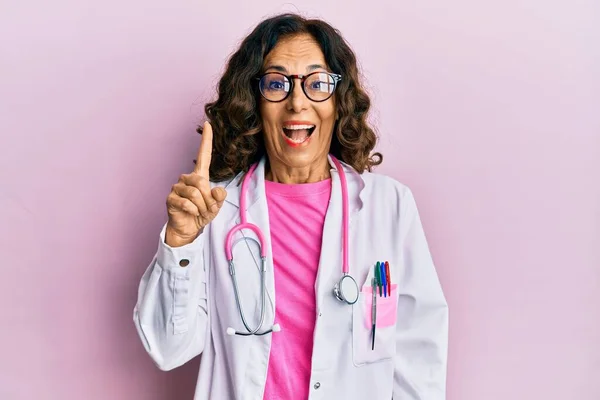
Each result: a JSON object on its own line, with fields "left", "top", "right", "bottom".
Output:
{"left": 225, "top": 155, "right": 359, "bottom": 336}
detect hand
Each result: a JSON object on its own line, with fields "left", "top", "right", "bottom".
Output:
{"left": 165, "top": 122, "right": 227, "bottom": 247}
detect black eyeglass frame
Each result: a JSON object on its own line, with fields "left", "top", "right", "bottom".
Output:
{"left": 255, "top": 71, "right": 343, "bottom": 103}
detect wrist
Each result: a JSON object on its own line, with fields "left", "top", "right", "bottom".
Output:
{"left": 165, "top": 225, "right": 202, "bottom": 248}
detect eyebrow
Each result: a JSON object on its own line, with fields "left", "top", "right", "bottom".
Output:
{"left": 264, "top": 64, "right": 328, "bottom": 73}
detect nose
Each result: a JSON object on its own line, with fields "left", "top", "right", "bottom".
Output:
{"left": 286, "top": 78, "right": 309, "bottom": 113}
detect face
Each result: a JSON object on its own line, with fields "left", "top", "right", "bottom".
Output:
{"left": 258, "top": 34, "right": 337, "bottom": 172}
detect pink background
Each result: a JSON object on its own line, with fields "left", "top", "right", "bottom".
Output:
{"left": 1, "top": 0, "right": 599, "bottom": 399}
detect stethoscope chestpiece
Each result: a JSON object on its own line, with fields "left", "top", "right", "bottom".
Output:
{"left": 333, "top": 274, "right": 359, "bottom": 305}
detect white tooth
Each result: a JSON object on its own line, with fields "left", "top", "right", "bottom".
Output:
{"left": 284, "top": 124, "right": 315, "bottom": 130}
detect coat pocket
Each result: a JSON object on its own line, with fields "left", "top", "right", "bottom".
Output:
{"left": 352, "top": 284, "right": 398, "bottom": 365}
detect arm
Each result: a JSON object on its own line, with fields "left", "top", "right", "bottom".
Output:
{"left": 393, "top": 188, "right": 449, "bottom": 399}
{"left": 133, "top": 223, "right": 209, "bottom": 371}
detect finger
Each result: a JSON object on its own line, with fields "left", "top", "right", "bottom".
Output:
{"left": 179, "top": 173, "right": 208, "bottom": 190}
{"left": 194, "top": 121, "right": 213, "bottom": 177}
{"left": 172, "top": 181, "right": 209, "bottom": 217}
{"left": 167, "top": 192, "right": 199, "bottom": 216}
{"left": 192, "top": 182, "right": 227, "bottom": 214}
{"left": 198, "top": 184, "right": 219, "bottom": 214}
{"left": 211, "top": 187, "right": 227, "bottom": 203}
{"left": 179, "top": 174, "right": 215, "bottom": 214}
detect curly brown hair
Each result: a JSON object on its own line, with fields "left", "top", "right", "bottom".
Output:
{"left": 197, "top": 13, "right": 383, "bottom": 182}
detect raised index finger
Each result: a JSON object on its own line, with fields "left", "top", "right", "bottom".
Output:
{"left": 194, "top": 121, "right": 213, "bottom": 177}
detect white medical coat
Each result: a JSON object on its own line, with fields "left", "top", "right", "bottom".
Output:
{"left": 133, "top": 155, "right": 449, "bottom": 399}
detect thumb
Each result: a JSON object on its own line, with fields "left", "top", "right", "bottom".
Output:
{"left": 211, "top": 187, "right": 227, "bottom": 203}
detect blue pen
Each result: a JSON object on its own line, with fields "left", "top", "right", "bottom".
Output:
{"left": 380, "top": 261, "right": 387, "bottom": 297}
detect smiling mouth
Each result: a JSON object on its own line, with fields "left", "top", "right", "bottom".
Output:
{"left": 282, "top": 124, "right": 316, "bottom": 144}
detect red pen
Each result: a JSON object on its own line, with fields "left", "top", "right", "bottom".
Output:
{"left": 385, "top": 261, "right": 391, "bottom": 296}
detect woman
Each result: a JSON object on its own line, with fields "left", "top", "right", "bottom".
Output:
{"left": 133, "top": 13, "right": 448, "bottom": 400}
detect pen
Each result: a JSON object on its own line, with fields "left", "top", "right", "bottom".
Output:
{"left": 371, "top": 277, "right": 377, "bottom": 350}
{"left": 380, "top": 260, "right": 387, "bottom": 298}
{"left": 385, "top": 261, "right": 391, "bottom": 296}
{"left": 375, "top": 262, "right": 382, "bottom": 296}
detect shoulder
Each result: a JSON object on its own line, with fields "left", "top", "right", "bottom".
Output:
{"left": 357, "top": 171, "right": 425, "bottom": 236}
{"left": 359, "top": 171, "right": 415, "bottom": 203}
{"left": 357, "top": 170, "right": 422, "bottom": 223}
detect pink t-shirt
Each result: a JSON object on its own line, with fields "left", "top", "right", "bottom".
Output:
{"left": 262, "top": 178, "right": 332, "bottom": 400}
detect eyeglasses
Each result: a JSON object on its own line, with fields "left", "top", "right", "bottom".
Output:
{"left": 257, "top": 71, "right": 342, "bottom": 103}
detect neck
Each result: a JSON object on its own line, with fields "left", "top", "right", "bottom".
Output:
{"left": 265, "top": 156, "right": 331, "bottom": 184}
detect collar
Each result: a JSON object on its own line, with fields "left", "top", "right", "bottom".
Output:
{"left": 223, "top": 154, "right": 366, "bottom": 214}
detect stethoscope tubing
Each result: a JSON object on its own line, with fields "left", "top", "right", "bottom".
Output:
{"left": 229, "top": 256, "right": 268, "bottom": 335}
{"left": 225, "top": 155, "right": 356, "bottom": 336}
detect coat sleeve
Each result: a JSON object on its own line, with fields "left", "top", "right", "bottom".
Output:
{"left": 133, "top": 223, "right": 209, "bottom": 371}
{"left": 393, "top": 188, "right": 449, "bottom": 399}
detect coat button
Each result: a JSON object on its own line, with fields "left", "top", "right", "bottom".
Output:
{"left": 313, "top": 382, "right": 321, "bottom": 389}
{"left": 179, "top": 259, "right": 190, "bottom": 267}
